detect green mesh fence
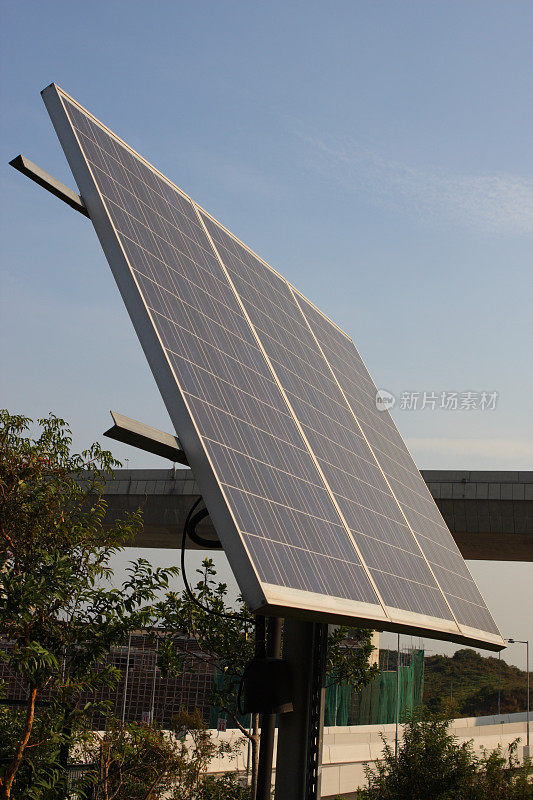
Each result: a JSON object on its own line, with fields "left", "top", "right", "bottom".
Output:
{"left": 208, "top": 667, "right": 252, "bottom": 730}
{"left": 324, "top": 649, "right": 425, "bottom": 726}
{"left": 211, "top": 650, "right": 424, "bottom": 728}
{"left": 325, "top": 677, "right": 352, "bottom": 726}
{"left": 378, "top": 671, "right": 397, "bottom": 724}
{"left": 412, "top": 649, "right": 425, "bottom": 710}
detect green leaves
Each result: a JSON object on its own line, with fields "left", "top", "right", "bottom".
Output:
{"left": 71, "top": 711, "right": 246, "bottom": 800}
{"left": 358, "top": 709, "right": 533, "bottom": 800}
{"left": 9, "top": 642, "right": 60, "bottom": 684}
{"left": 326, "top": 626, "right": 379, "bottom": 692}
{"left": 0, "top": 410, "right": 182, "bottom": 798}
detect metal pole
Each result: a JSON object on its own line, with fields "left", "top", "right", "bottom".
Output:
{"left": 527, "top": 640, "right": 530, "bottom": 749}
{"left": 256, "top": 616, "right": 283, "bottom": 800}
{"left": 275, "top": 619, "right": 327, "bottom": 800}
{"left": 255, "top": 615, "right": 266, "bottom": 659}
{"left": 246, "top": 714, "right": 252, "bottom": 781}
{"left": 395, "top": 633, "right": 400, "bottom": 759}
{"left": 306, "top": 622, "right": 328, "bottom": 800}
{"left": 149, "top": 636, "right": 159, "bottom": 724}
{"left": 507, "top": 639, "right": 530, "bottom": 750}
{"left": 121, "top": 631, "right": 132, "bottom": 724}
{"left": 498, "top": 650, "right": 502, "bottom": 716}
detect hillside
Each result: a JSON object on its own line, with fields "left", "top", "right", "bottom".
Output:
{"left": 422, "top": 648, "right": 530, "bottom": 717}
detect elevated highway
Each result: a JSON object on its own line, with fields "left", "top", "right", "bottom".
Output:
{"left": 101, "top": 468, "right": 533, "bottom": 561}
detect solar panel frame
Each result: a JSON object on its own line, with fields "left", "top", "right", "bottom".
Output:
{"left": 42, "top": 83, "right": 389, "bottom": 625}
{"left": 41, "top": 83, "right": 504, "bottom": 650}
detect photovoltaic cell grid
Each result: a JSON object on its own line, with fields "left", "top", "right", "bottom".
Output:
{"left": 44, "top": 85, "right": 502, "bottom": 647}
{"left": 296, "top": 296, "right": 500, "bottom": 635}
{"left": 60, "top": 96, "right": 380, "bottom": 607}
{"left": 200, "top": 213, "right": 454, "bottom": 623}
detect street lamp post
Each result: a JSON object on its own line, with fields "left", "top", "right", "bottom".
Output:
{"left": 498, "top": 651, "right": 501, "bottom": 717}
{"left": 506, "top": 639, "right": 530, "bottom": 750}
{"left": 122, "top": 631, "right": 132, "bottom": 725}
{"left": 395, "top": 634, "right": 400, "bottom": 759}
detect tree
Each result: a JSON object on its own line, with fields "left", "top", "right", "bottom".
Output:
{"left": 0, "top": 411, "right": 179, "bottom": 799}
{"left": 77, "top": 717, "right": 182, "bottom": 800}
{"left": 356, "top": 710, "right": 533, "bottom": 800}
{"left": 0, "top": 410, "right": 379, "bottom": 799}
{"left": 75, "top": 709, "right": 247, "bottom": 800}
{"left": 473, "top": 739, "right": 533, "bottom": 800}
{"left": 423, "top": 649, "right": 530, "bottom": 717}
{"left": 155, "top": 558, "right": 379, "bottom": 799}
{"left": 0, "top": 684, "right": 77, "bottom": 800}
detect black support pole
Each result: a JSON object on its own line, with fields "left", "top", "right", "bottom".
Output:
{"left": 255, "top": 614, "right": 266, "bottom": 659}
{"left": 275, "top": 619, "right": 328, "bottom": 800}
{"left": 256, "top": 615, "right": 283, "bottom": 800}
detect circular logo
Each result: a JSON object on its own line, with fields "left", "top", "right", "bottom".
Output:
{"left": 375, "top": 389, "right": 395, "bottom": 412}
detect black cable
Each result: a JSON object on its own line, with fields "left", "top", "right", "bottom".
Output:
{"left": 180, "top": 496, "right": 247, "bottom": 622}
{"left": 237, "top": 657, "right": 256, "bottom": 716}
{"left": 181, "top": 497, "right": 256, "bottom": 713}
{"left": 187, "top": 506, "right": 222, "bottom": 549}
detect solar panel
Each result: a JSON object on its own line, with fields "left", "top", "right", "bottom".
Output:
{"left": 199, "top": 214, "right": 456, "bottom": 626}
{"left": 42, "top": 84, "right": 504, "bottom": 650}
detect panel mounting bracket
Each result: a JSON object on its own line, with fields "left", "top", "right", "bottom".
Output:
{"left": 9, "top": 154, "right": 89, "bottom": 217}
{"left": 103, "top": 411, "right": 189, "bottom": 466}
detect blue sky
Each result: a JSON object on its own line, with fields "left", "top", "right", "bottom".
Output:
{"left": 1, "top": 1, "right": 532, "bottom": 668}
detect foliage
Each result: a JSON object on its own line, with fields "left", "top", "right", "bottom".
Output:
{"left": 165, "top": 708, "right": 241, "bottom": 800}
{"left": 425, "top": 648, "right": 529, "bottom": 717}
{"left": 76, "top": 709, "right": 244, "bottom": 800}
{"left": 155, "top": 557, "right": 378, "bottom": 798}
{"left": 156, "top": 558, "right": 256, "bottom": 710}
{"left": 80, "top": 717, "right": 183, "bottom": 800}
{"left": 0, "top": 411, "right": 380, "bottom": 800}
{"left": 0, "top": 411, "right": 179, "bottom": 799}
{"left": 423, "top": 648, "right": 530, "bottom": 717}
{"left": 155, "top": 558, "right": 259, "bottom": 796}
{"left": 198, "top": 772, "right": 249, "bottom": 800}
{"left": 327, "top": 626, "right": 379, "bottom": 692}
{"left": 357, "top": 710, "right": 533, "bottom": 800}
{"left": 0, "top": 685, "right": 69, "bottom": 800}
{"left": 473, "top": 739, "right": 533, "bottom": 799}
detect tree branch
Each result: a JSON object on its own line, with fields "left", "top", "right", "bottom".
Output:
{"left": 0, "top": 685, "right": 38, "bottom": 799}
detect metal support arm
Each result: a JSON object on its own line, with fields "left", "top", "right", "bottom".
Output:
{"left": 9, "top": 154, "right": 89, "bottom": 217}
{"left": 103, "top": 411, "right": 189, "bottom": 465}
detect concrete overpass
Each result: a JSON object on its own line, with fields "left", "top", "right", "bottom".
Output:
{"left": 102, "top": 468, "right": 533, "bottom": 561}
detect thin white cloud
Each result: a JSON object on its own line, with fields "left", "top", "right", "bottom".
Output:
{"left": 407, "top": 437, "right": 533, "bottom": 460}
{"left": 298, "top": 132, "right": 533, "bottom": 235}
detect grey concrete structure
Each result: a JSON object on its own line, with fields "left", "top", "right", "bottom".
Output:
{"left": 102, "top": 468, "right": 214, "bottom": 550}
{"left": 101, "top": 469, "right": 532, "bottom": 562}
{"left": 422, "top": 470, "right": 532, "bottom": 562}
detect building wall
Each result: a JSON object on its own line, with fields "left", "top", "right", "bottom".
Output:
{"left": 0, "top": 633, "right": 215, "bottom": 727}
